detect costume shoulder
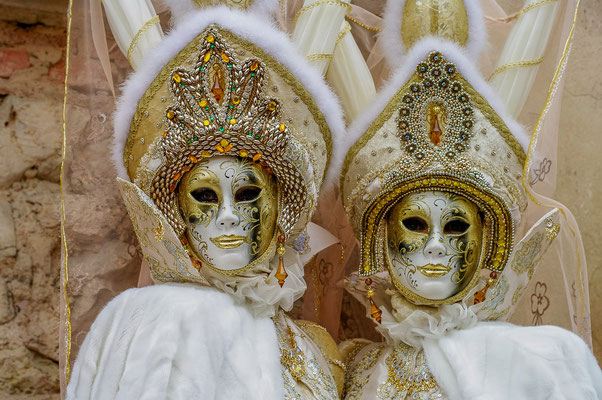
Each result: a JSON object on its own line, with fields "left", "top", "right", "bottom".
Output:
{"left": 295, "top": 319, "right": 345, "bottom": 395}
{"left": 67, "top": 283, "right": 284, "bottom": 400}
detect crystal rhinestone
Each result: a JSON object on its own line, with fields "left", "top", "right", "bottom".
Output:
{"left": 417, "top": 63, "right": 427, "bottom": 73}
{"left": 445, "top": 64, "right": 456, "bottom": 74}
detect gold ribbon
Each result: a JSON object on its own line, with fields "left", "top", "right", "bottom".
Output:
{"left": 127, "top": 15, "right": 161, "bottom": 67}
{"left": 488, "top": 57, "right": 544, "bottom": 81}
{"left": 62, "top": 0, "right": 74, "bottom": 383}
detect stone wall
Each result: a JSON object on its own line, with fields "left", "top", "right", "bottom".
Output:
{"left": 0, "top": 0, "right": 66, "bottom": 398}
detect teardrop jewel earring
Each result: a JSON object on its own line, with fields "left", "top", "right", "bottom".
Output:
{"left": 365, "top": 278, "right": 382, "bottom": 323}
{"left": 275, "top": 232, "right": 288, "bottom": 287}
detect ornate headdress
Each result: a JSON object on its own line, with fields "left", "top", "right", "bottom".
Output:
{"left": 112, "top": 6, "right": 343, "bottom": 289}
{"left": 338, "top": 0, "right": 563, "bottom": 323}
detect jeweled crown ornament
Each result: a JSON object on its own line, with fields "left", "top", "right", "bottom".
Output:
{"left": 154, "top": 28, "right": 304, "bottom": 239}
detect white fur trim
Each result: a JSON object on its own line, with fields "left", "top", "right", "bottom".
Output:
{"left": 160, "top": 0, "right": 280, "bottom": 27}
{"left": 67, "top": 283, "right": 285, "bottom": 399}
{"left": 381, "top": 0, "right": 486, "bottom": 68}
{"left": 113, "top": 6, "right": 344, "bottom": 182}
{"left": 328, "top": 38, "right": 530, "bottom": 191}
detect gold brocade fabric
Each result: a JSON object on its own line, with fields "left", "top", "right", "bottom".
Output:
{"left": 273, "top": 312, "right": 341, "bottom": 399}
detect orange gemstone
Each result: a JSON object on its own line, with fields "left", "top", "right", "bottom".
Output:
{"left": 224, "top": 143, "right": 233, "bottom": 152}
{"left": 182, "top": 166, "right": 191, "bottom": 172}
{"left": 429, "top": 114, "right": 442, "bottom": 145}
{"left": 203, "top": 51, "right": 211, "bottom": 62}
{"left": 199, "top": 99, "right": 207, "bottom": 107}
{"left": 369, "top": 298, "right": 382, "bottom": 323}
{"left": 267, "top": 101, "right": 277, "bottom": 111}
{"left": 167, "top": 109, "right": 175, "bottom": 119}
{"left": 172, "top": 172, "right": 181, "bottom": 181}
{"left": 221, "top": 53, "right": 229, "bottom": 63}
{"left": 279, "top": 124, "right": 285, "bottom": 132}
{"left": 162, "top": 131, "right": 168, "bottom": 138}
{"left": 253, "top": 153, "right": 262, "bottom": 162}
{"left": 239, "top": 149, "right": 248, "bottom": 157}
{"left": 201, "top": 151, "right": 210, "bottom": 157}
{"left": 191, "top": 258, "right": 202, "bottom": 270}
{"left": 232, "top": 95, "right": 240, "bottom": 105}
{"left": 275, "top": 256, "right": 288, "bottom": 288}
{"left": 365, "top": 278, "right": 372, "bottom": 286}
{"left": 173, "top": 72, "right": 181, "bottom": 83}
{"left": 250, "top": 61, "right": 259, "bottom": 71}
{"left": 189, "top": 155, "right": 198, "bottom": 163}
{"left": 473, "top": 284, "right": 490, "bottom": 304}
{"left": 169, "top": 182, "right": 177, "bottom": 193}
{"left": 211, "top": 76, "right": 224, "bottom": 104}
{"left": 206, "top": 34, "right": 214, "bottom": 43}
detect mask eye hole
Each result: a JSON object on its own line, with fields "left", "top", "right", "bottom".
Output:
{"left": 190, "top": 188, "right": 218, "bottom": 203}
{"left": 234, "top": 186, "right": 262, "bottom": 203}
{"left": 444, "top": 219, "right": 470, "bottom": 234}
{"left": 402, "top": 217, "right": 429, "bottom": 233}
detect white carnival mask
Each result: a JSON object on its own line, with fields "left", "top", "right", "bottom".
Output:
{"left": 386, "top": 191, "right": 483, "bottom": 301}
{"left": 177, "top": 155, "right": 278, "bottom": 272}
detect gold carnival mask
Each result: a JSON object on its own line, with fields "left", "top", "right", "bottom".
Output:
{"left": 386, "top": 191, "right": 483, "bottom": 301}
{"left": 178, "top": 155, "right": 278, "bottom": 273}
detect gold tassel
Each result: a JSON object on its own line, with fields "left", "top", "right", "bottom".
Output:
{"left": 275, "top": 233, "right": 288, "bottom": 287}
{"left": 365, "top": 278, "right": 382, "bottom": 323}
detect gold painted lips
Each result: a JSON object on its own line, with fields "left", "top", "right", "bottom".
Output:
{"left": 417, "top": 264, "right": 451, "bottom": 278}
{"left": 210, "top": 235, "right": 246, "bottom": 249}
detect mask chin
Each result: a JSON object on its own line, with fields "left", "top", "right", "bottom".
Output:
{"left": 386, "top": 190, "right": 484, "bottom": 303}
{"left": 177, "top": 155, "right": 279, "bottom": 274}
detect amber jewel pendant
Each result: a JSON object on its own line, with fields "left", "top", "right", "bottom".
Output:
{"left": 365, "top": 278, "right": 382, "bottom": 323}
{"left": 275, "top": 234, "right": 288, "bottom": 287}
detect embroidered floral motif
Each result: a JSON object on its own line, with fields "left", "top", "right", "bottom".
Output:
{"left": 531, "top": 281, "right": 550, "bottom": 325}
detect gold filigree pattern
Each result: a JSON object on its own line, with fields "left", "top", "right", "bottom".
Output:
{"left": 377, "top": 343, "right": 442, "bottom": 399}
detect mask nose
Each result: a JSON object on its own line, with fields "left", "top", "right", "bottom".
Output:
{"left": 423, "top": 230, "right": 446, "bottom": 258}
{"left": 215, "top": 203, "right": 239, "bottom": 228}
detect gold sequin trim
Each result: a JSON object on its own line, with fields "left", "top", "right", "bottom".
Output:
{"left": 499, "top": 0, "right": 559, "bottom": 22}
{"left": 488, "top": 57, "right": 544, "bottom": 81}
{"left": 127, "top": 15, "right": 161, "bottom": 67}
{"left": 307, "top": 53, "right": 333, "bottom": 61}
{"left": 294, "top": 0, "right": 352, "bottom": 26}
{"left": 345, "top": 15, "right": 381, "bottom": 32}
{"left": 335, "top": 21, "right": 352, "bottom": 48}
